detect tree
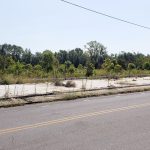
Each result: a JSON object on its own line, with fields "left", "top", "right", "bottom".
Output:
{"left": 0, "top": 55, "right": 6, "bottom": 71}
{"left": 103, "top": 58, "right": 114, "bottom": 72}
{"left": 64, "top": 60, "right": 72, "bottom": 72}
{"left": 128, "top": 63, "right": 136, "bottom": 77}
{"left": 117, "top": 52, "right": 136, "bottom": 69}
{"left": 68, "top": 48, "right": 87, "bottom": 67}
{"left": 32, "top": 52, "right": 43, "bottom": 66}
{"left": 86, "top": 63, "right": 94, "bottom": 77}
{"left": 53, "top": 58, "right": 59, "bottom": 78}
{"left": 41, "top": 50, "right": 54, "bottom": 73}
{"left": 128, "top": 63, "right": 136, "bottom": 70}
{"left": 0, "top": 56, "right": 15, "bottom": 72}
{"left": 11, "top": 45, "right": 23, "bottom": 61}
{"left": 14, "top": 61, "right": 24, "bottom": 75}
{"left": 0, "top": 44, "right": 24, "bottom": 71}
{"left": 0, "top": 44, "right": 9, "bottom": 56}
{"left": 22, "top": 49, "right": 33, "bottom": 64}
{"left": 102, "top": 58, "right": 114, "bottom": 86}
{"left": 134, "top": 53, "right": 144, "bottom": 69}
{"left": 143, "top": 62, "right": 150, "bottom": 70}
{"left": 68, "top": 65, "right": 75, "bottom": 77}
{"left": 63, "top": 61, "right": 72, "bottom": 79}
{"left": 23, "top": 64, "right": 33, "bottom": 76}
{"left": 114, "top": 64, "right": 122, "bottom": 73}
{"left": 114, "top": 64, "right": 122, "bottom": 78}
{"left": 33, "top": 65, "right": 43, "bottom": 77}
{"left": 58, "top": 64, "right": 66, "bottom": 78}
{"left": 78, "top": 64, "right": 83, "bottom": 70}
{"left": 85, "top": 41, "right": 107, "bottom": 68}
{"left": 34, "top": 64, "right": 42, "bottom": 71}
{"left": 55, "top": 50, "right": 68, "bottom": 64}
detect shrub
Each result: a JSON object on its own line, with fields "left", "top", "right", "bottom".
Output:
{"left": 128, "top": 63, "right": 136, "bottom": 70}
{"left": 54, "top": 80, "right": 63, "bottom": 86}
{"left": 69, "top": 65, "right": 75, "bottom": 75}
{"left": 65, "top": 80, "right": 76, "bottom": 87}
{"left": 0, "top": 79, "right": 9, "bottom": 85}
{"left": 143, "top": 62, "right": 150, "bottom": 70}
{"left": 16, "top": 78, "right": 23, "bottom": 84}
{"left": 86, "top": 63, "right": 94, "bottom": 77}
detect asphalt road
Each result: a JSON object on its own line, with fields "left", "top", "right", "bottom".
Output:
{"left": 0, "top": 92, "right": 150, "bottom": 150}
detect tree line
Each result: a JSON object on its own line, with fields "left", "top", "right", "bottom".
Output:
{"left": 0, "top": 41, "right": 150, "bottom": 81}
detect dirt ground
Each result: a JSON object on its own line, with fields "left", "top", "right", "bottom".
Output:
{"left": 1, "top": 77, "right": 150, "bottom": 99}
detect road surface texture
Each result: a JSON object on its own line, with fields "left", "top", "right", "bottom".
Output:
{"left": 0, "top": 92, "right": 150, "bottom": 150}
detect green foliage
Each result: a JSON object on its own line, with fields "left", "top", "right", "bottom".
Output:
{"left": 41, "top": 50, "right": 54, "bottom": 73}
{"left": 78, "top": 64, "right": 83, "bottom": 70}
{"left": 68, "top": 48, "right": 87, "bottom": 67}
{"left": 143, "top": 62, "right": 150, "bottom": 70}
{"left": 65, "top": 60, "right": 72, "bottom": 69}
{"left": 102, "top": 58, "right": 114, "bottom": 72}
{"left": 14, "top": 62, "right": 24, "bottom": 75}
{"left": 114, "top": 64, "right": 122, "bottom": 73}
{"left": 85, "top": 41, "right": 107, "bottom": 68}
{"left": 34, "top": 64, "right": 42, "bottom": 71}
{"left": 55, "top": 48, "right": 88, "bottom": 67}
{"left": 69, "top": 65, "right": 75, "bottom": 75}
{"left": 102, "top": 58, "right": 116, "bottom": 86}
{"left": 58, "top": 64, "right": 65, "bottom": 74}
{"left": 128, "top": 63, "right": 136, "bottom": 77}
{"left": 86, "top": 63, "right": 94, "bottom": 77}
{"left": 117, "top": 52, "right": 135, "bottom": 69}
{"left": 0, "top": 42, "right": 150, "bottom": 84}
{"left": 22, "top": 49, "right": 32, "bottom": 64}
{"left": 53, "top": 58, "right": 59, "bottom": 78}
{"left": 128, "top": 63, "right": 136, "bottom": 70}
{"left": 55, "top": 50, "right": 68, "bottom": 64}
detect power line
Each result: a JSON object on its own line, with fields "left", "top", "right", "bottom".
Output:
{"left": 61, "top": 0, "right": 150, "bottom": 30}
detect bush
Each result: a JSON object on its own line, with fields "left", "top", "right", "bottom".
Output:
{"left": 0, "top": 75, "right": 15, "bottom": 85}
{"left": 65, "top": 80, "right": 76, "bottom": 87}
{"left": 0, "top": 79, "right": 9, "bottom": 85}
{"left": 54, "top": 80, "right": 63, "bottom": 86}
{"left": 16, "top": 78, "right": 24, "bottom": 84}
{"left": 143, "top": 62, "right": 150, "bottom": 70}
{"left": 128, "top": 63, "right": 136, "bottom": 70}
{"left": 86, "top": 63, "right": 94, "bottom": 77}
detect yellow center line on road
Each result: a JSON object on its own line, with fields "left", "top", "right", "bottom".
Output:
{"left": 1, "top": 102, "right": 150, "bottom": 135}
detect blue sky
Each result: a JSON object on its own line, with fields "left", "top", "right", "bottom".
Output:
{"left": 0, "top": 0, "right": 150, "bottom": 54}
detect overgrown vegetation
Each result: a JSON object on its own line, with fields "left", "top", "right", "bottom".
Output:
{"left": 1, "top": 41, "right": 150, "bottom": 84}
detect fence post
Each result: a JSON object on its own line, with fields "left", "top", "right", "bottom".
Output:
{"left": 35, "top": 83, "right": 37, "bottom": 95}
{"left": 21, "top": 84, "right": 25, "bottom": 96}
{"left": 14, "top": 84, "right": 16, "bottom": 97}
{"left": 46, "top": 82, "right": 49, "bottom": 94}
